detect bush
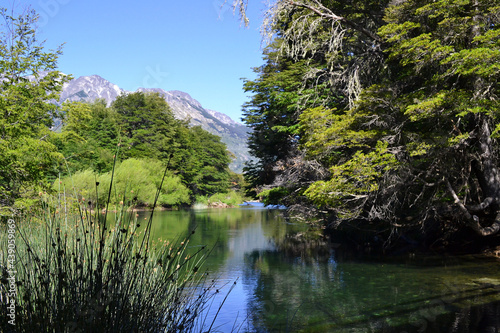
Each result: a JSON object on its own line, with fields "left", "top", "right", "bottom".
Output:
{"left": 56, "top": 158, "right": 191, "bottom": 208}
{"left": 259, "top": 187, "right": 289, "bottom": 205}
{"left": 195, "top": 191, "right": 245, "bottom": 208}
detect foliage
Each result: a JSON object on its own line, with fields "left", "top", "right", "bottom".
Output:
{"left": 57, "top": 158, "right": 191, "bottom": 208}
{"left": 259, "top": 187, "right": 289, "bottom": 206}
{"left": 52, "top": 100, "right": 119, "bottom": 174}
{"left": 0, "top": 7, "right": 71, "bottom": 215}
{"left": 196, "top": 190, "right": 245, "bottom": 208}
{"left": 304, "top": 142, "right": 398, "bottom": 218}
{"left": 241, "top": 0, "right": 500, "bottom": 247}
{"left": 54, "top": 92, "right": 233, "bottom": 202}
{"left": 363, "top": 0, "right": 500, "bottom": 237}
{"left": 175, "top": 126, "right": 231, "bottom": 197}
{"left": 113, "top": 91, "right": 178, "bottom": 160}
{"left": 241, "top": 41, "right": 332, "bottom": 197}
{"left": 241, "top": 0, "right": 390, "bottom": 201}
{"left": 298, "top": 106, "right": 381, "bottom": 163}
{"left": 0, "top": 6, "right": 235, "bottom": 213}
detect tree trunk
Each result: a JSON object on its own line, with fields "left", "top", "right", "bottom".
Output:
{"left": 448, "top": 115, "right": 500, "bottom": 237}
{"left": 457, "top": 0, "right": 500, "bottom": 236}
{"left": 470, "top": 115, "right": 500, "bottom": 236}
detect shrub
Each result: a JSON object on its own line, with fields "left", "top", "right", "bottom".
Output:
{"left": 56, "top": 158, "right": 191, "bottom": 207}
{"left": 195, "top": 191, "right": 245, "bottom": 208}
{"left": 259, "top": 187, "right": 289, "bottom": 206}
{"left": 208, "top": 191, "right": 245, "bottom": 207}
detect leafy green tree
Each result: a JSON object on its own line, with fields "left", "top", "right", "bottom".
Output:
{"left": 113, "top": 91, "right": 178, "bottom": 160}
{"left": 55, "top": 93, "right": 233, "bottom": 202}
{"left": 0, "top": 7, "right": 70, "bottom": 215}
{"left": 241, "top": 1, "right": 389, "bottom": 204}
{"left": 242, "top": 46, "right": 303, "bottom": 186}
{"left": 174, "top": 126, "right": 231, "bottom": 197}
{"left": 85, "top": 100, "right": 120, "bottom": 172}
{"left": 112, "top": 92, "right": 231, "bottom": 197}
{"left": 301, "top": 0, "right": 500, "bottom": 240}
{"left": 376, "top": 0, "right": 500, "bottom": 237}
{"left": 57, "top": 158, "right": 190, "bottom": 207}
{"left": 113, "top": 158, "right": 189, "bottom": 207}
{"left": 52, "top": 100, "right": 119, "bottom": 173}
{"left": 242, "top": 40, "right": 336, "bottom": 198}
{"left": 238, "top": 0, "right": 500, "bottom": 247}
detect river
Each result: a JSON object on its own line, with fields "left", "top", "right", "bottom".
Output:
{"left": 135, "top": 206, "right": 500, "bottom": 332}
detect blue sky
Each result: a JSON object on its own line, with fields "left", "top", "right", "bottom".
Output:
{"left": 23, "top": 0, "right": 265, "bottom": 122}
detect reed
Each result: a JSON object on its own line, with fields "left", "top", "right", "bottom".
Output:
{"left": 0, "top": 154, "right": 223, "bottom": 332}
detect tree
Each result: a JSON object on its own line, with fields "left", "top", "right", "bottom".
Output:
{"left": 172, "top": 126, "right": 232, "bottom": 197}
{"left": 242, "top": 40, "right": 335, "bottom": 202}
{"left": 112, "top": 91, "right": 178, "bottom": 160}
{"left": 299, "top": 0, "right": 500, "bottom": 244}
{"left": 190, "top": 126, "right": 231, "bottom": 195}
{"left": 238, "top": 0, "right": 500, "bottom": 248}
{"left": 242, "top": 44, "right": 306, "bottom": 187}
{"left": 376, "top": 0, "right": 500, "bottom": 237}
{"left": 111, "top": 91, "right": 232, "bottom": 196}
{"left": 232, "top": 0, "right": 389, "bottom": 105}
{"left": 55, "top": 93, "right": 233, "bottom": 202}
{"left": 53, "top": 100, "right": 119, "bottom": 173}
{"left": 240, "top": 0, "right": 390, "bottom": 203}
{"left": 0, "top": 7, "right": 70, "bottom": 215}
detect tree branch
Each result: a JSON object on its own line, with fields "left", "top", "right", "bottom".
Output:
{"left": 286, "top": 0, "right": 383, "bottom": 43}
{"left": 478, "top": 213, "right": 500, "bottom": 236}
{"left": 467, "top": 196, "right": 494, "bottom": 212}
{"left": 446, "top": 179, "right": 500, "bottom": 236}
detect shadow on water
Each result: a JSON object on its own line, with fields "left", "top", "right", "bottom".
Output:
{"left": 317, "top": 286, "right": 500, "bottom": 332}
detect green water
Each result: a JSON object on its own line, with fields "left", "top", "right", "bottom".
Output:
{"left": 133, "top": 207, "right": 500, "bottom": 332}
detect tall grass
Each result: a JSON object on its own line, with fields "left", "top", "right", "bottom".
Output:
{"left": 0, "top": 153, "right": 226, "bottom": 332}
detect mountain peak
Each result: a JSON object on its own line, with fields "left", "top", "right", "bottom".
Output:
{"left": 169, "top": 90, "right": 193, "bottom": 98}
{"left": 61, "top": 75, "right": 125, "bottom": 105}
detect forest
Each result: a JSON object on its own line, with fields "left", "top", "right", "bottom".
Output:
{"left": 237, "top": 0, "right": 500, "bottom": 252}
{"left": 52, "top": 93, "right": 241, "bottom": 207}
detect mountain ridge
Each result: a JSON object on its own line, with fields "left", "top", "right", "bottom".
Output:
{"left": 60, "top": 75, "right": 251, "bottom": 173}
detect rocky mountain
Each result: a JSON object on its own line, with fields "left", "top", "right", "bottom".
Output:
{"left": 60, "top": 75, "right": 252, "bottom": 173}
{"left": 60, "top": 75, "right": 125, "bottom": 104}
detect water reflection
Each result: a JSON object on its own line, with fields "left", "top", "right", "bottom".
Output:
{"left": 244, "top": 250, "right": 500, "bottom": 332}
{"left": 133, "top": 208, "right": 500, "bottom": 332}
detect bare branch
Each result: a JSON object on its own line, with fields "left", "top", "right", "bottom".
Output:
{"left": 467, "top": 197, "right": 494, "bottom": 212}
{"left": 479, "top": 213, "right": 500, "bottom": 236}
{"left": 286, "top": 0, "right": 383, "bottom": 43}
{"left": 446, "top": 179, "right": 500, "bottom": 236}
